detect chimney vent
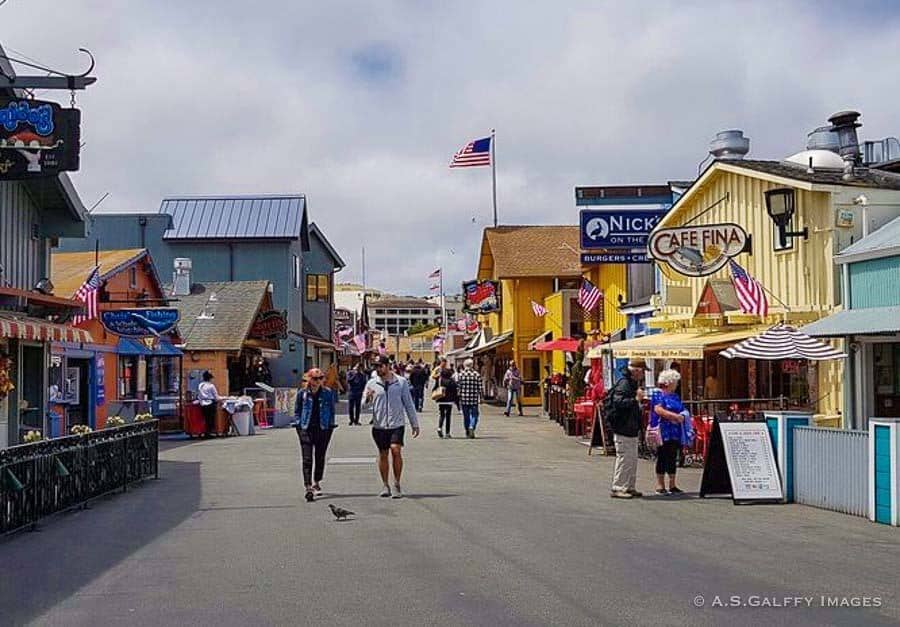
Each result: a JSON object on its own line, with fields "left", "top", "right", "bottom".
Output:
{"left": 828, "top": 110, "right": 862, "bottom": 180}
{"left": 172, "top": 258, "right": 192, "bottom": 296}
{"left": 709, "top": 130, "right": 750, "bottom": 160}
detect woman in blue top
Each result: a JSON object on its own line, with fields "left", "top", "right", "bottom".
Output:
{"left": 295, "top": 367, "right": 338, "bottom": 502}
{"left": 650, "top": 369, "right": 685, "bottom": 495}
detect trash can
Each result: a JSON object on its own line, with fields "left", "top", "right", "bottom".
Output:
{"left": 232, "top": 409, "right": 252, "bottom": 436}
{"left": 47, "top": 411, "right": 62, "bottom": 439}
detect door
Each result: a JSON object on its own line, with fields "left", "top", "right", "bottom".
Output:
{"left": 522, "top": 356, "right": 542, "bottom": 404}
{"left": 64, "top": 358, "right": 93, "bottom": 428}
{"left": 18, "top": 343, "right": 46, "bottom": 441}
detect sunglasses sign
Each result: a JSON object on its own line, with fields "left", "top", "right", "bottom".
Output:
{"left": 0, "top": 99, "right": 81, "bottom": 180}
{"left": 648, "top": 223, "right": 750, "bottom": 277}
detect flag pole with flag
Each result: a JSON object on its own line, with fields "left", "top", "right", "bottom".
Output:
{"left": 428, "top": 268, "right": 447, "bottom": 337}
{"left": 728, "top": 260, "right": 769, "bottom": 318}
{"left": 72, "top": 266, "right": 102, "bottom": 325}
{"left": 450, "top": 130, "right": 497, "bottom": 226}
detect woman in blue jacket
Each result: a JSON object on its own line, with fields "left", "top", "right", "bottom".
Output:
{"left": 295, "top": 367, "right": 337, "bottom": 502}
{"left": 649, "top": 369, "right": 686, "bottom": 495}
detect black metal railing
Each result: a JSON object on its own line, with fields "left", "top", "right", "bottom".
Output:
{"left": 1, "top": 420, "right": 159, "bottom": 536}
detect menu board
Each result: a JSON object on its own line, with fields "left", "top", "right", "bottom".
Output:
{"left": 718, "top": 422, "right": 784, "bottom": 502}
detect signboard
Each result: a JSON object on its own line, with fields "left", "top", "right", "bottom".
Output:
{"left": 0, "top": 99, "right": 81, "bottom": 180}
{"left": 700, "top": 419, "right": 784, "bottom": 503}
{"left": 581, "top": 252, "right": 650, "bottom": 264}
{"left": 333, "top": 308, "right": 353, "bottom": 323}
{"left": 250, "top": 310, "right": 288, "bottom": 340}
{"left": 648, "top": 223, "right": 750, "bottom": 277}
{"left": 100, "top": 309, "right": 180, "bottom": 338}
{"left": 95, "top": 354, "right": 105, "bottom": 407}
{"left": 462, "top": 280, "right": 501, "bottom": 314}
{"left": 580, "top": 209, "right": 668, "bottom": 250}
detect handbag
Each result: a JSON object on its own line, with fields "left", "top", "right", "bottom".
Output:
{"left": 645, "top": 424, "right": 662, "bottom": 451}
{"left": 431, "top": 386, "right": 446, "bottom": 401}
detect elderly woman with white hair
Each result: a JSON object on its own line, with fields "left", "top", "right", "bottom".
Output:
{"left": 649, "top": 368, "right": 687, "bottom": 495}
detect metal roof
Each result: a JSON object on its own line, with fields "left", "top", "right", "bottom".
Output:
{"left": 158, "top": 195, "right": 306, "bottom": 240}
{"left": 835, "top": 215, "right": 900, "bottom": 264}
{"left": 802, "top": 306, "right": 900, "bottom": 337}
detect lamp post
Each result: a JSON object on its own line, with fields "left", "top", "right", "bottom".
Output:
{"left": 764, "top": 187, "right": 808, "bottom": 248}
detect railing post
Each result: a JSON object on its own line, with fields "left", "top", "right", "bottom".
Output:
{"left": 763, "top": 411, "right": 812, "bottom": 503}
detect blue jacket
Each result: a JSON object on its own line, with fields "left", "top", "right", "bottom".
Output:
{"left": 346, "top": 370, "right": 367, "bottom": 398}
{"left": 295, "top": 387, "right": 337, "bottom": 430}
{"left": 649, "top": 390, "right": 685, "bottom": 443}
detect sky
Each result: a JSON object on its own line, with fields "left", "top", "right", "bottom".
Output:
{"left": 4, "top": 1, "right": 900, "bottom": 295}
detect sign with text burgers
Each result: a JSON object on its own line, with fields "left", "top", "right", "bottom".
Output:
{"left": 250, "top": 310, "right": 288, "bottom": 341}
{"left": 101, "top": 309, "right": 180, "bottom": 338}
{"left": 580, "top": 209, "right": 668, "bottom": 250}
{"left": 648, "top": 223, "right": 750, "bottom": 277}
{"left": 0, "top": 99, "right": 81, "bottom": 180}
{"left": 461, "top": 280, "right": 501, "bottom": 314}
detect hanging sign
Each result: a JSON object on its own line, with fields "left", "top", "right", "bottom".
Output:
{"left": 580, "top": 209, "right": 668, "bottom": 250}
{"left": 0, "top": 99, "right": 81, "bottom": 180}
{"left": 461, "top": 280, "right": 501, "bottom": 314}
{"left": 648, "top": 223, "right": 750, "bottom": 277}
{"left": 100, "top": 309, "right": 180, "bottom": 338}
{"left": 250, "top": 310, "right": 288, "bottom": 340}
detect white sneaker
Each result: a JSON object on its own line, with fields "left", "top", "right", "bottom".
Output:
{"left": 312, "top": 485, "right": 323, "bottom": 497}
{"left": 379, "top": 485, "right": 391, "bottom": 497}
{"left": 391, "top": 483, "right": 403, "bottom": 499}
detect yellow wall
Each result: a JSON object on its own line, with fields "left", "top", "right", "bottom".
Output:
{"left": 587, "top": 264, "right": 627, "bottom": 336}
{"left": 543, "top": 291, "right": 566, "bottom": 373}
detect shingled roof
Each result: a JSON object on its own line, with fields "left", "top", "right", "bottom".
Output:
{"left": 720, "top": 159, "right": 900, "bottom": 189}
{"left": 481, "top": 226, "right": 582, "bottom": 278}
{"left": 166, "top": 280, "right": 271, "bottom": 351}
{"left": 52, "top": 249, "right": 154, "bottom": 298}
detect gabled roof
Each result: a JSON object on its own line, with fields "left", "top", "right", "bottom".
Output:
{"left": 51, "top": 249, "right": 152, "bottom": 298}
{"left": 835, "top": 215, "right": 900, "bottom": 264}
{"left": 480, "top": 226, "right": 582, "bottom": 278}
{"left": 165, "top": 280, "right": 271, "bottom": 351}
{"left": 158, "top": 195, "right": 307, "bottom": 241}
{"left": 310, "top": 223, "right": 346, "bottom": 270}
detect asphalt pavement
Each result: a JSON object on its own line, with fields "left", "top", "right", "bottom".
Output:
{"left": 2, "top": 400, "right": 898, "bottom": 626}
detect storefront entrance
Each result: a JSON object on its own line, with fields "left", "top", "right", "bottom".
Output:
{"left": 873, "top": 342, "right": 900, "bottom": 417}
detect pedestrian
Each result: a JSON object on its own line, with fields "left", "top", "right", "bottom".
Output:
{"left": 432, "top": 357, "right": 448, "bottom": 391}
{"left": 364, "top": 355, "right": 420, "bottom": 498}
{"left": 294, "top": 368, "right": 337, "bottom": 502}
{"left": 649, "top": 369, "right": 686, "bottom": 495}
{"left": 346, "top": 363, "right": 367, "bottom": 425}
{"left": 435, "top": 366, "right": 458, "bottom": 438}
{"left": 605, "top": 358, "right": 646, "bottom": 499}
{"left": 409, "top": 361, "right": 429, "bottom": 411}
{"left": 502, "top": 362, "right": 524, "bottom": 416}
{"left": 196, "top": 371, "right": 221, "bottom": 438}
{"left": 456, "top": 358, "right": 483, "bottom": 438}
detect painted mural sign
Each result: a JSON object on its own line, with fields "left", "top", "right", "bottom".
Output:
{"left": 0, "top": 99, "right": 81, "bottom": 180}
{"left": 580, "top": 209, "right": 668, "bottom": 250}
{"left": 461, "top": 280, "right": 501, "bottom": 314}
{"left": 250, "top": 310, "right": 288, "bottom": 340}
{"left": 648, "top": 223, "right": 750, "bottom": 277}
{"left": 100, "top": 308, "right": 180, "bottom": 338}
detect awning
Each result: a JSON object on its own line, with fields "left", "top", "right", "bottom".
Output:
{"left": 117, "top": 337, "right": 152, "bottom": 355}
{"left": 720, "top": 324, "right": 847, "bottom": 361}
{"left": 472, "top": 331, "right": 514, "bottom": 355}
{"left": 534, "top": 337, "right": 581, "bottom": 352}
{"left": 802, "top": 306, "right": 900, "bottom": 338}
{"left": 590, "top": 327, "right": 762, "bottom": 360}
{"left": 155, "top": 340, "right": 184, "bottom": 357}
{"left": 527, "top": 330, "right": 552, "bottom": 350}
{"left": 0, "top": 313, "right": 92, "bottom": 343}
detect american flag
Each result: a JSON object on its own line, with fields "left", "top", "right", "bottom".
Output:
{"left": 449, "top": 136, "right": 492, "bottom": 168}
{"left": 72, "top": 266, "right": 101, "bottom": 325}
{"left": 578, "top": 278, "right": 602, "bottom": 313}
{"left": 429, "top": 283, "right": 441, "bottom": 292}
{"left": 428, "top": 268, "right": 441, "bottom": 279}
{"left": 729, "top": 260, "right": 769, "bottom": 316}
{"left": 531, "top": 300, "right": 548, "bottom": 317}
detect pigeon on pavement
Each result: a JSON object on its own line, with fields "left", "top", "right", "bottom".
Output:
{"left": 328, "top": 504, "right": 355, "bottom": 521}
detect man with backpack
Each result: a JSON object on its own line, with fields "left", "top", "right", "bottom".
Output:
{"left": 605, "top": 358, "right": 646, "bottom": 499}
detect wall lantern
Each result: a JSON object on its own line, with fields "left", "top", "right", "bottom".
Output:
{"left": 764, "top": 187, "right": 808, "bottom": 248}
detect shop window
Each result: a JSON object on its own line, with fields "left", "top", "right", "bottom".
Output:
{"left": 150, "top": 357, "right": 180, "bottom": 397}
{"left": 48, "top": 355, "right": 64, "bottom": 403}
{"left": 119, "top": 355, "right": 140, "bottom": 399}
{"left": 306, "top": 274, "right": 330, "bottom": 302}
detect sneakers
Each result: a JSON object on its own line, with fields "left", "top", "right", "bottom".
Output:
{"left": 466, "top": 429, "right": 473, "bottom": 439}
{"left": 445, "top": 433, "right": 452, "bottom": 439}
{"left": 312, "top": 485, "right": 323, "bottom": 497}
{"left": 437, "top": 429, "right": 444, "bottom": 439}
{"left": 391, "top": 483, "right": 403, "bottom": 499}
{"left": 380, "top": 485, "right": 391, "bottom": 497}
{"left": 626, "top": 489, "right": 643, "bottom": 498}
{"left": 668, "top": 487, "right": 683, "bottom": 495}
{"left": 609, "top": 490, "right": 633, "bottom": 499}
{"left": 655, "top": 488, "right": 669, "bottom": 495}
{"left": 305, "top": 489, "right": 315, "bottom": 502}
{"left": 503, "top": 412, "right": 510, "bottom": 417}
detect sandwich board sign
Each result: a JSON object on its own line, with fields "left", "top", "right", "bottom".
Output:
{"left": 700, "top": 419, "right": 784, "bottom": 503}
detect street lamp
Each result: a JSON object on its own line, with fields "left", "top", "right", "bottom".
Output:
{"left": 764, "top": 187, "right": 808, "bottom": 248}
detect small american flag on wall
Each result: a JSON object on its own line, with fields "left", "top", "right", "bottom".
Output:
{"left": 72, "top": 266, "right": 102, "bottom": 325}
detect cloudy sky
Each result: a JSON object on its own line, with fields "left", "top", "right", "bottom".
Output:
{"left": 4, "top": 1, "right": 900, "bottom": 294}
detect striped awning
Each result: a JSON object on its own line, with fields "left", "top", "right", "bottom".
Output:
{"left": 720, "top": 324, "right": 847, "bottom": 361}
{"left": 0, "top": 313, "right": 93, "bottom": 343}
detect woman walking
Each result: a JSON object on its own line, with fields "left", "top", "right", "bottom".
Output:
{"left": 649, "top": 369, "right": 686, "bottom": 495}
{"left": 435, "top": 367, "right": 459, "bottom": 438}
{"left": 197, "top": 371, "right": 221, "bottom": 438}
{"left": 295, "top": 368, "right": 337, "bottom": 502}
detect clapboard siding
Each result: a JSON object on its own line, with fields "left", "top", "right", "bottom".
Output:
{"left": 849, "top": 257, "right": 900, "bottom": 309}
{"left": 0, "top": 181, "right": 48, "bottom": 291}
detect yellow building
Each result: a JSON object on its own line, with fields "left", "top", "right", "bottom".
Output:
{"left": 474, "top": 226, "right": 626, "bottom": 405}
{"left": 606, "top": 156, "right": 900, "bottom": 416}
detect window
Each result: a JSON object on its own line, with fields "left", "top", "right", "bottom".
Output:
{"left": 129, "top": 266, "right": 138, "bottom": 289}
{"left": 292, "top": 255, "right": 301, "bottom": 289}
{"left": 306, "top": 274, "right": 330, "bottom": 302}
{"left": 119, "top": 355, "right": 140, "bottom": 400}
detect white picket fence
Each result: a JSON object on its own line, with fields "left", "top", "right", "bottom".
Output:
{"left": 793, "top": 426, "right": 869, "bottom": 517}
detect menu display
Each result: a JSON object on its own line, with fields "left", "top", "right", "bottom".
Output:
{"left": 718, "top": 422, "right": 784, "bottom": 501}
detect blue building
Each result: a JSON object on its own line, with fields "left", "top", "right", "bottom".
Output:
{"left": 59, "top": 195, "right": 344, "bottom": 387}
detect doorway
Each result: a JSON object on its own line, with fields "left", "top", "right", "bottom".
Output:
{"left": 64, "top": 358, "right": 94, "bottom": 428}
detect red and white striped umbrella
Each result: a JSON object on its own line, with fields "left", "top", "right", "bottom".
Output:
{"left": 720, "top": 324, "right": 847, "bottom": 361}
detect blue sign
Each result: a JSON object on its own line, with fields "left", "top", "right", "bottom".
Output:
{"left": 580, "top": 209, "right": 668, "bottom": 250}
{"left": 0, "top": 101, "right": 55, "bottom": 135}
{"left": 95, "top": 354, "right": 105, "bottom": 407}
{"left": 581, "top": 252, "right": 650, "bottom": 264}
{"left": 100, "top": 308, "right": 179, "bottom": 338}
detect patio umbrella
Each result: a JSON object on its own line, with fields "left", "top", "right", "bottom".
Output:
{"left": 719, "top": 324, "right": 847, "bottom": 360}
{"left": 534, "top": 337, "right": 581, "bottom": 352}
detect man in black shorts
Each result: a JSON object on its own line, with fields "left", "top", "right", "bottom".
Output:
{"left": 364, "top": 355, "right": 420, "bottom": 498}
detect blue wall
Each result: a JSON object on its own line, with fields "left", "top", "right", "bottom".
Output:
{"left": 849, "top": 256, "right": 900, "bottom": 309}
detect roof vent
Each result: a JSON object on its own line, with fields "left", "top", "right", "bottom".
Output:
{"left": 828, "top": 110, "right": 862, "bottom": 180}
{"left": 709, "top": 130, "right": 750, "bottom": 160}
{"left": 806, "top": 126, "right": 840, "bottom": 153}
{"left": 172, "top": 257, "right": 192, "bottom": 296}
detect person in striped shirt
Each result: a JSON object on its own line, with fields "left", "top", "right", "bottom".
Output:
{"left": 456, "top": 359, "right": 483, "bottom": 438}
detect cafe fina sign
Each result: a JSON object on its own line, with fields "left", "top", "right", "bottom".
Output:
{"left": 648, "top": 223, "right": 750, "bottom": 277}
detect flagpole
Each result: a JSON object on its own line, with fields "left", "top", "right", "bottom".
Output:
{"left": 491, "top": 128, "right": 498, "bottom": 227}
{"left": 440, "top": 269, "right": 448, "bottom": 339}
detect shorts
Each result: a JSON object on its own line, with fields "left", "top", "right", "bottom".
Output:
{"left": 372, "top": 426, "right": 405, "bottom": 451}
